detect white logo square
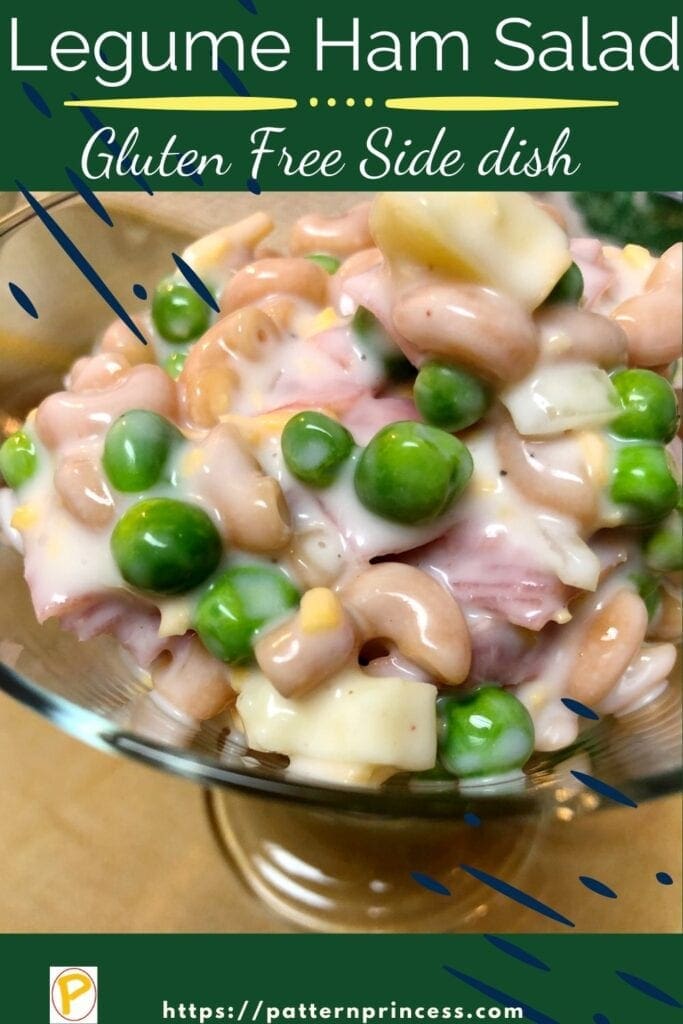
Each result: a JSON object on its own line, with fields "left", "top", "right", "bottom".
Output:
{"left": 49, "top": 966, "right": 98, "bottom": 1023}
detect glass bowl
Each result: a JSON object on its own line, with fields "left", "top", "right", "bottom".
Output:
{"left": 0, "top": 192, "right": 680, "bottom": 932}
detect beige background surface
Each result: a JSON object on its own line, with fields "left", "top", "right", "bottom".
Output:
{"left": 0, "top": 692, "right": 680, "bottom": 934}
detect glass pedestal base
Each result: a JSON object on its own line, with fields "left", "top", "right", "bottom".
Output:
{"left": 206, "top": 788, "right": 543, "bottom": 932}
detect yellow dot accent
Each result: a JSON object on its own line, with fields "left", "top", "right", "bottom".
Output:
{"left": 364, "top": 97, "right": 374, "bottom": 108}
{"left": 346, "top": 97, "right": 355, "bottom": 107}
{"left": 309, "top": 97, "right": 318, "bottom": 108}
{"left": 327, "top": 97, "right": 337, "bottom": 107}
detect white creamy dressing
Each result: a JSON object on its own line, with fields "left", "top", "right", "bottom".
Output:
{"left": 9, "top": 437, "right": 121, "bottom": 619}
{"left": 259, "top": 426, "right": 469, "bottom": 575}
{"left": 171, "top": 293, "right": 386, "bottom": 420}
{"left": 6, "top": 364, "right": 673, "bottom": 750}
{"left": 11, "top": 421, "right": 233, "bottom": 624}
{"left": 434, "top": 432, "right": 600, "bottom": 594}
{"left": 310, "top": 452, "right": 463, "bottom": 562}
{"left": 22, "top": 495, "right": 121, "bottom": 621}
{"left": 1, "top": 198, "right": 679, "bottom": 786}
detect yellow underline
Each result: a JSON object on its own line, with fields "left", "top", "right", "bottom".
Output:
{"left": 64, "top": 96, "right": 297, "bottom": 111}
{"left": 63, "top": 94, "right": 618, "bottom": 113}
{"left": 386, "top": 96, "right": 619, "bottom": 111}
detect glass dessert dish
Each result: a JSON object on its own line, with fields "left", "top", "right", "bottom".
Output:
{"left": 0, "top": 191, "right": 680, "bottom": 932}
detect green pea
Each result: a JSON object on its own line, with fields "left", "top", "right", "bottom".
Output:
{"left": 611, "top": 443, "right": 679, "bottom": 524}
{"left": 611, "top": 368, "right": 678, "bottom": 443}
{"left": 0, "top": 430, "right": 38, "bottom": 489}
{"left": 546, "top": 261, "right": 584, "bottom": 305}
{"left": 306, "top": 253, "right": 341, "bottom": 274}
{"left": 103, "top": 410, "right": 181, "bottom": 492}
{"left": 194, "top": 566, "right": 299, "bottom": 664}
{"left": 352, "top": 306, "right": 376, "bottom": 337}
{"left": 414, "top": 361, "right": 490, "bottom": 432}
{"left": 384, "top": 353, "right": 416, "bottom": 384}
{"left": 282, "top": 411, "right": 354, "bottom": 488}
{"left": 111, "top": 498, "right": 221, "bottom": 595}
{"left": 164, "top": 351, "right": 187, "bottom": 380}
{"left": 152, "top": 279, "right": 211, "bottom": 344}
{"left": 437, "top": 687, "right": 535, "bottom": 779}
{"left": 354, "top": 420, "right": 473, "bottom": 524}
{"left": 644, "top": 514, "right": 683, "bottom": 573}
{"left": 352, "top": 306, "right": 415, "bottom": 383}
{"left": 629, "top": 571, "right": 662, "bottom": 621}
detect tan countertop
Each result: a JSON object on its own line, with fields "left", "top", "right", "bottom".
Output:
{"left": 0, "top": 692, "right": 680, "bottom": 934}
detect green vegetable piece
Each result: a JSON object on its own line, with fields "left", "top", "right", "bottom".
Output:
{"left": 611, "top": 443, "right": 679, "bottom": 524}
{"left": 352, "top": 305, "right": 415, "bottom": 382}
{"left": 194, "top": 565, "right": 299, "bottom": 664}
{"left": 306, "top": 253, "right": 341, "bottom": 274}
{"left": 414, "top": 361, "right": 490, "bottom": 432}
{"left": 547, "top": 261, "right": 584, "bottom": 304}
{"left": 354, "top": 420, "right": 473, "bottom": 524}
{"left": 611, "top": 368, "right": 678, "bottom": 443}
{"left": 111, "top": 498, "right": 221, "bottom": 595}
{"left": 0, "top": 430, "right": 37, "bottom": 489}
{"left": 103, "top": 410, "right": 180, "bottom": 492}
{"left": 281, "top": 411, "right": 354, "bottom": 488}
{"left": 352, "top": 306, "right": 376, "bottom": 337}
{"left": 644, "top": 514, "right": 683, "bottom": 573}
{"left": 573, "top": 192, "right": 683, "bottom": 256}
{"left": 152, "top": 279, "right": 211, "bottom": 344}
{"left": 164, "top": 351, "right": 188, "bottom": 380}
{"left": 629, "top": 571, "right": 662, "bottom": 621}
{"left": 384, "top": 353, "right": 416, "bottom": 384}
{"left": 437, "top": 686, "right": 535, "bottom": 779}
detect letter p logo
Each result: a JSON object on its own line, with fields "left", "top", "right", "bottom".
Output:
{"left": 50, "top": 967, "right": 98, "bottom": 1023}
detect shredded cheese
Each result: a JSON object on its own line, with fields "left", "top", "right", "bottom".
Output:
{"left": 10, "top": 504, "right": 38, "bottom": 531}
{"left": 299, "top": 588, "right": 344, "bottom": 634}
{"left": 302, "top": 306, "right": 340, "bottom": 338}
{"left": 220, "top": 410, "right": 294, "bottom": 445}
{"left": 622, "top": 244, "right": 653, "bottom": 270}
{"left": 577, "top": 430, "right": 610, "bottom": 487}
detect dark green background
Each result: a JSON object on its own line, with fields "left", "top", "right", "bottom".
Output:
{"left": 2, "top": 935, "right": 682, "bottom": 1021}
{"left": 1, "top": 1, "right": 680, "bottom": 188}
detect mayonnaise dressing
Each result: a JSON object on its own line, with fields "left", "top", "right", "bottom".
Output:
{"left": 1, "top": 192, "right": 679, "bottom": 788}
